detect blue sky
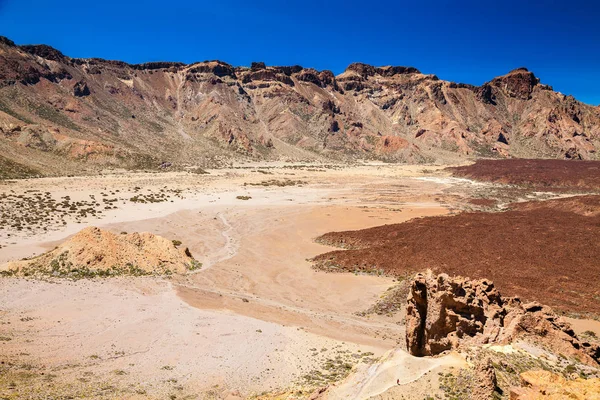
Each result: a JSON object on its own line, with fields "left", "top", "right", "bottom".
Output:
{"left": 1, "top": 0, "right": 599, "bottom": 104}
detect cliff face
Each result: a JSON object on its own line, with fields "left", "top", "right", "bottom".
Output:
{"left": 1, "top": 36, "right": 599, "bottom": 174}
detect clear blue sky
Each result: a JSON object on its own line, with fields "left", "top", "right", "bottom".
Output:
{"left": 1, "top": 0, "right": 599, "bottom": 104}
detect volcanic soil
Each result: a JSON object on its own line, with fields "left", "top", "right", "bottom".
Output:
{"left": 314, "top": 160, "right": 600, "bottom": 317}
{"left": 447, "top": 159, "right": 600, "bottom": 191}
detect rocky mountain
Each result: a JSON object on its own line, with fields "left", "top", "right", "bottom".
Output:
{"left": 1, "top": 36, "right": 599, "bottom": 175}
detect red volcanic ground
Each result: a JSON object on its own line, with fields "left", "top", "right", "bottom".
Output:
{"left": 313, "top": 195, "right": 600, "bottom": 315}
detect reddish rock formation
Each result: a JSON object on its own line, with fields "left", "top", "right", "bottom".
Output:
{"left": 473, "top": 358, "right": 500, "bottom": 400}
{"left": 0, "top": 35, "right": 599, "bottom": 174}
{"left": 405, "top": 272, "right": 599, "bottom": 365}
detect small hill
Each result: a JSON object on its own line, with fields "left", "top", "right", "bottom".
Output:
{"left": 1, "top": 227, "right": 201, "bottom": 278}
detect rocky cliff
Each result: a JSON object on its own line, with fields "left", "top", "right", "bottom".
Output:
{"left": 1, "top": 36, "right": 599, "bottom": 175}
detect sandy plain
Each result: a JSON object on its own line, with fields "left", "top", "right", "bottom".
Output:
{"left": 1, "top": 163, "right": 597, "bottom": 399}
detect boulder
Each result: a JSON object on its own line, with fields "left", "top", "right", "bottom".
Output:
{"left": 473, "top": 358, "right": 500, "bottom": 400}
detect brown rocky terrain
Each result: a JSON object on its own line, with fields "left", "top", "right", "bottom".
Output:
{"left": 313, "top": 195, "right": 600, "bottom": 315}
{"left": 405, "top": 272, "right": 599, "bottom": 364}
{"left": 1, "top": 226, "right": 200, "bottom": 278}
{"left": 448, "top": 159, "right": 600, "bottom": 190}
{"left": 1, "top": 36, "right": 600, "bottom": 175}
{"left": 510, "top": 370, "right": 600, "bottom": 399}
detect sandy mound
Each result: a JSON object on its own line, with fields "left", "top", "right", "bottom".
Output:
{"left": 1, "top": 227, "right": 200, "bottom": 278}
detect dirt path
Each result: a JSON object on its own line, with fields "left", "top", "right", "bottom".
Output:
{"left": 201, "top": 212, "right": 238, "bottom": 270}
{"left": 328, "top": 349, "right": 466, "bottom": 399}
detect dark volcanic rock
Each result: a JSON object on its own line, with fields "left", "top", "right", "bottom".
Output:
{"left": 20, "top": 44, "right": 66, "bottom": 61}
{"left": 346, "top": 63, "right": 377, "bottom": 78}
{"left": 251, "top": 61, "right": 266, "bottom": 71}
{"left": 497, "top": 132, "right": 509, "bottom": 144}
{"left": 476, "top": 83, "right": 496, "bottom": 105}
{"left": 188, "top": 62, "right": 236, "bottom": 78}
{"left": 131, "top": 62, "right": 186, "bottom": 70}
{"left": 73, "top": 80, "right": 90, "bottom": 97}
{"left": 0, "top": 36, "right": 16, "bottom": 47}
{"left": 377, "top": 65, "right": 421, "bottom": 76}
{"left": 329, "top": 120, "right": 340, "bottom": 133}
{"left": 275, "top": 65, "right": 303, "bottom": 76}
{"left": 431, "top": 83, "right": 447, "bottom": 104}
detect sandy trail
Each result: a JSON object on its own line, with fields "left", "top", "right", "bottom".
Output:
{"left": 200, "top": 212, "right": 238, "bottom": 270}
{"left": 327, "top": 349, "right": 466, "bottom": 399}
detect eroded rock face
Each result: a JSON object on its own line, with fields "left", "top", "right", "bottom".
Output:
{"left": 0, "top": 35, "right": 599, "bottom": 174}
{"left": 405, "top": 271, "right": 599, "bottom": 365}
{"left": 406, "top": 272, "right": 506, "bottom": 356}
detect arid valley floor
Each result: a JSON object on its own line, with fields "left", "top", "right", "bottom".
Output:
{"left": 1, "top": 161, "right": 599, "bottom": 399}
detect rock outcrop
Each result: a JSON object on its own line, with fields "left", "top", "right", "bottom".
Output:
{"left": 72, "top": 79, "right": 90, "bottom": 97}
{"left": 472, "top": 358, "right": 500, "bottom": 400}
{"left": 405, "top": 271, "right": 599, "bottom": 365}
{"left": 1, "top": 227, "right": 201, "bottom": 278}
{"left": 509, "top": 370, "right": 600, "bottom": 399}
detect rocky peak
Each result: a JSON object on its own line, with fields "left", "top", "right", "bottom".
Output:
{"left": 187, "top": 61, "right": 236, "bottom": 78}
{"left": 345, "top": 63, "right": 421, "bottom": 79}
{"left": 131, "top": 61, "right": 186, "bottom": 71}
{"left": 273, "top": 65, "right": 303, "bottom": 76}
{"left": 488, "top": 67, "right": 540, "bottom": 100}
{"left": 346, "top": 62, "right": 378, "bottom": 78}
{"left": 20, "top": 44, "right": 66, "bottom": 61}
{"left": 0, "top": 36, "right": 16, "bottom": 47}
{"left": 295, "top": 68, "right": 337, "bottom": 88}
{"left": 376, "top": 65, "right": 421, "bottom": 76}
{"left": 250, "top": 61, "right": 266, "bottom": 71}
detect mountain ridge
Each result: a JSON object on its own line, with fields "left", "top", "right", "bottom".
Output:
{"left": 1, "top": 35, "right": 598, "bottom": 176}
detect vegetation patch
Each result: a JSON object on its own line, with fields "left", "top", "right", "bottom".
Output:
{"left": 244, "top": 179, "right": 307, "bottom": 187}
{"left": 0, "top": 156, "right": 40, "bottom": 180}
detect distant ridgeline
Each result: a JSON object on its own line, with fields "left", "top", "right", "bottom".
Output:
{"left": 0, "top": 35, "right": 599, "bottom": 176}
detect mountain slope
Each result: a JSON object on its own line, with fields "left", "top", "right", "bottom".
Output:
{"left": 1, "top": 36, "right": 599, "bottom": 174}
